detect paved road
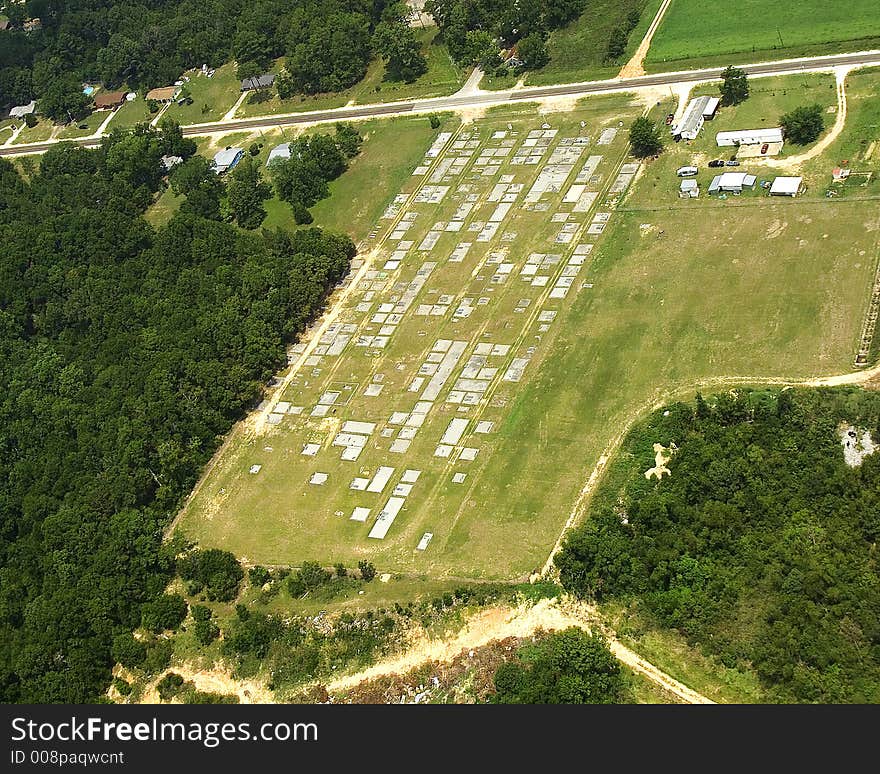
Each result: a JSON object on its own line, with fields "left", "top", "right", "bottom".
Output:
{"left": 3, "top": 49, "right": 879, "bottom": 156}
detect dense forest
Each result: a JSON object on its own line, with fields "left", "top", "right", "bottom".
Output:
{"left": 0, "top": 0, "right": 425, "bottom": 115}
{"left": 0, "top": 128, "right": 355, "bottom": 702}
{"left": 555, "top": 388, "right": 880, "bottom": 703}
{"left": 426, "top": 0, "right": 586, "bottom": 71}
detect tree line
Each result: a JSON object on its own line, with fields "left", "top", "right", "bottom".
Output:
{"left": 555, "top": 388, "right": 880, "bottom": 703}
{"left": 0, "top": 0, "right": 428, "bottom": 121}
{"left": 0, "top": 124, "right": 355, "bottom": 702}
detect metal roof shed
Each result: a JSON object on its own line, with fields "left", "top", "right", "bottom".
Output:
{"left": 212, "top": 147, "right": 244, "bottom": 174}
{"left": 770, "top": 176, "right": 804, "bottom": 196}
{"left": 266, "top": 142, "right": 291, "bottom": 167}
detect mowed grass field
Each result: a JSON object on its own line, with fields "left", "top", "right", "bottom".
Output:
{"left": 175, "top": 77, "right": 878, "bottom": 582}
{"left": 646, "top": 0, "right": 880, "bottom": 70}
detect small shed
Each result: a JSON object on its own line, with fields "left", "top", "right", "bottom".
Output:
{"left": 212, "top": 147, "right": 244, "bottom": 174}
{"left": 770, "top": 176, "right": 804, "bottom": 196}
{"left": 680, "top": 179, "right": 699, "bottom": 198}
{"left": 240, "top": 73, "right": 275, "bottom": 91}
{"left": 266, "top": 142, "right": 291, "bottom": 166}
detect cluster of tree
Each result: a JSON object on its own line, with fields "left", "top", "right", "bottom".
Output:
{"left": 268, "top": 123, "right": 363, "bottom": 224}
{"left": 0, "top": 124, "right": 356, "bottom": 702}
{"left": 629, "top": 115, "right": 663, "bottom": 158}
{"left": 425, "top": 0, "right": 587, "bottom": 74}
{"left": 0, "top": 0, "right": 421, "bottom": 118}
{"left": 780, "top": 104, "right": 825, "bottom": 145}
{"left": 221, "top": 604, "right": 396, "bottom": 693}
{"left": 285, "top": 560, "right": 376, "bottom": 600}
{"left": 156, "top": 672, "right": 237, "bottom": 703}
{"left": 493, "top": 628, "right": 625, "bottom": 704}
{"left": 720, "top": 65, "right": 750, "bottom": 106}
{"left": 177, "top": 548, "right": 244, "bottom": 601}
{"left": 555, "top": 388, "right": 880, "bottom": 702}
{"left": 606, "top": 9, "right": 642, "bottom": 61}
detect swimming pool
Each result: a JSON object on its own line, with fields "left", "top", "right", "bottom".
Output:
{"left": 82, "top": 86, "right": 95, "bottom": 96}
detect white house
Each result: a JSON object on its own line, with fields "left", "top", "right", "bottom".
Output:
{"left": 671, "top": 95, "right": 719, "bottom": 141}
{"left": 212, "top": 147, "right": 244, "bottom": 174}
{"left": 770, "top": 176, "right": 804, "bottom": 196}
{"left": 708, "top": 172, "right": 757, "bottom": 194}
{"left": 716, "top": 128, "right": 784, "bottom": 147}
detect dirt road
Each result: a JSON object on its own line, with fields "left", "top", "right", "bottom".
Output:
{"left": 327, "top": 597, "right": 715, "bottom": 704}
{"left": 618, "top": 0, "right": 675, "bottom": 79}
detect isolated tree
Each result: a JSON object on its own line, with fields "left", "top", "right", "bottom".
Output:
{"left": 373, "top": 21, "right": 428, "bottom": 82}
{"left": 629, "top": 116, "right": 663, "bottom": 158}
{"left": 719, "top": 65, "right": 749, "bottom": 105}
{"left": 334, "top": 123, "right": 363, "bottom": 158}
{"left": 226, "top": 156, "right": 271, "bottom": 229}
{"left": 780, "top": 104, "right": 825, "bottom": 144}
{"left": 517, "top": 33, "right": 549, "bottom": 70}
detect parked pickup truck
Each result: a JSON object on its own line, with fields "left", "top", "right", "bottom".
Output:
{"left": 676, "top": 166, "right": 699, "bottom": 177}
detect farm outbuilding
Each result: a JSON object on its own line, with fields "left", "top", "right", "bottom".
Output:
{"left": 770, "top": 176, "right": 805, "bottom": 196}
{"left": 680, "top": 179, "right": 699, "bottom": 198}
{"left": 708, "top": 172, "right": 757, "bottom": 194}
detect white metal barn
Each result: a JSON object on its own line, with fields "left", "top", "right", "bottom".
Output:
{"left": 769, "top": 176, "right": 805, "bottom": 196}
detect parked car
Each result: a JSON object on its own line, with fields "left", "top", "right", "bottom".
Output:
{"left": 725, "top": 160, "right": 740, "bottom": 166}
{"left": 676, "top": 166, "right": 698, "bottom": 177}
{"left": 708, "top": 160, "right": 725, "bottom": 168}
{"left": 761, "top": 143, "right": 769, "bottom": 154}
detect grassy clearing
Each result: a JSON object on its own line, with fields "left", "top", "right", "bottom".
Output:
{"left": 144, "top": 187, "right": 185, "bottom": 228}
{"left": 163, "top": 63, "right": 242, "bottom": 125}
{"left": 605, "top": 603, "right": 767, "bottom": 703}
{"left": 55, "top": 109, "right": 107, "bottom": 140}
{"left": 481, "top": 0, "right": 662, "bottom": 90}
{"left": 646, "top": 0, "right": 880, "bottom": 71}
{"left": 11, "top": 118, "right": 55, "bottom": 145}
{"left": 239, "top": 28, "right": 465, "bottom": 118}
{"left": 108, "top": 97, "right": 154, "bottom": 130}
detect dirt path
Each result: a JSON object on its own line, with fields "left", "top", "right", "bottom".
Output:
{"left": 618, "top": 0, "right": 674, "bottom": 79}
{"left": 327, "top": 597, "right": 715, "bottom": 704}
{"left": 751, "top": 66, "right": 851, "bottom": 170}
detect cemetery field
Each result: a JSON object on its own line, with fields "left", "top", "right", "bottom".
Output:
{"left": 646, "top": 0, "right": 880, "bottom": 71}
{"left": 175, "top": 93, "right": 879, "bottom": 582}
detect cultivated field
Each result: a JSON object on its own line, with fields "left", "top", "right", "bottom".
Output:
{"left": 176, "top": 74, "right": 880, "bottom": 583}
{"left": 646, "top": 0, "right": 880, "bottom": 70}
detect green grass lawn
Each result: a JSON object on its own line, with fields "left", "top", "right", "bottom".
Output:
{"left": 481, "top": 0, "right": 661, "bottom": 90}
{"left": 239, "top": 28, "right": 464, "bottom": 118}
{"left": 174, "top": 75, "right": 876, "bottom": 587}
{"left": 55, "top": 109, "right": 108, "bottom": 140}
{"left": 11, "top": 118, "right": 56, "bottom": 145}
{"left": 646, "top": 0, "right": 880, "bottom": 71}
{"left": 108, "top": 97, "right": 154, "bottom": 130}
{"left": 163, "top": 63, "right": 242, "bottom": 125}
{"left": 144, "top": 186, "right": 185, "bottom": 228}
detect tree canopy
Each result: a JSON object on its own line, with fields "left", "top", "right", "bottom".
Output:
{"left": 0, "top": 126, "right": 355, "bottom": 702}
{"left": 629, "top": 116, "right": 663, "bottom": 158}
{"left": 780, "top": 104, "right": 825, "bottom": 145}
{"left": 555, "top": 388, "right": 880, "bottom": 703}
{"left": 719, "top": 65, "right": 750, "bottom": 106}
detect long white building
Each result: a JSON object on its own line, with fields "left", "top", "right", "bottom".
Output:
{"left": 716, "top": 128, "right": 784, "bottom": 147}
